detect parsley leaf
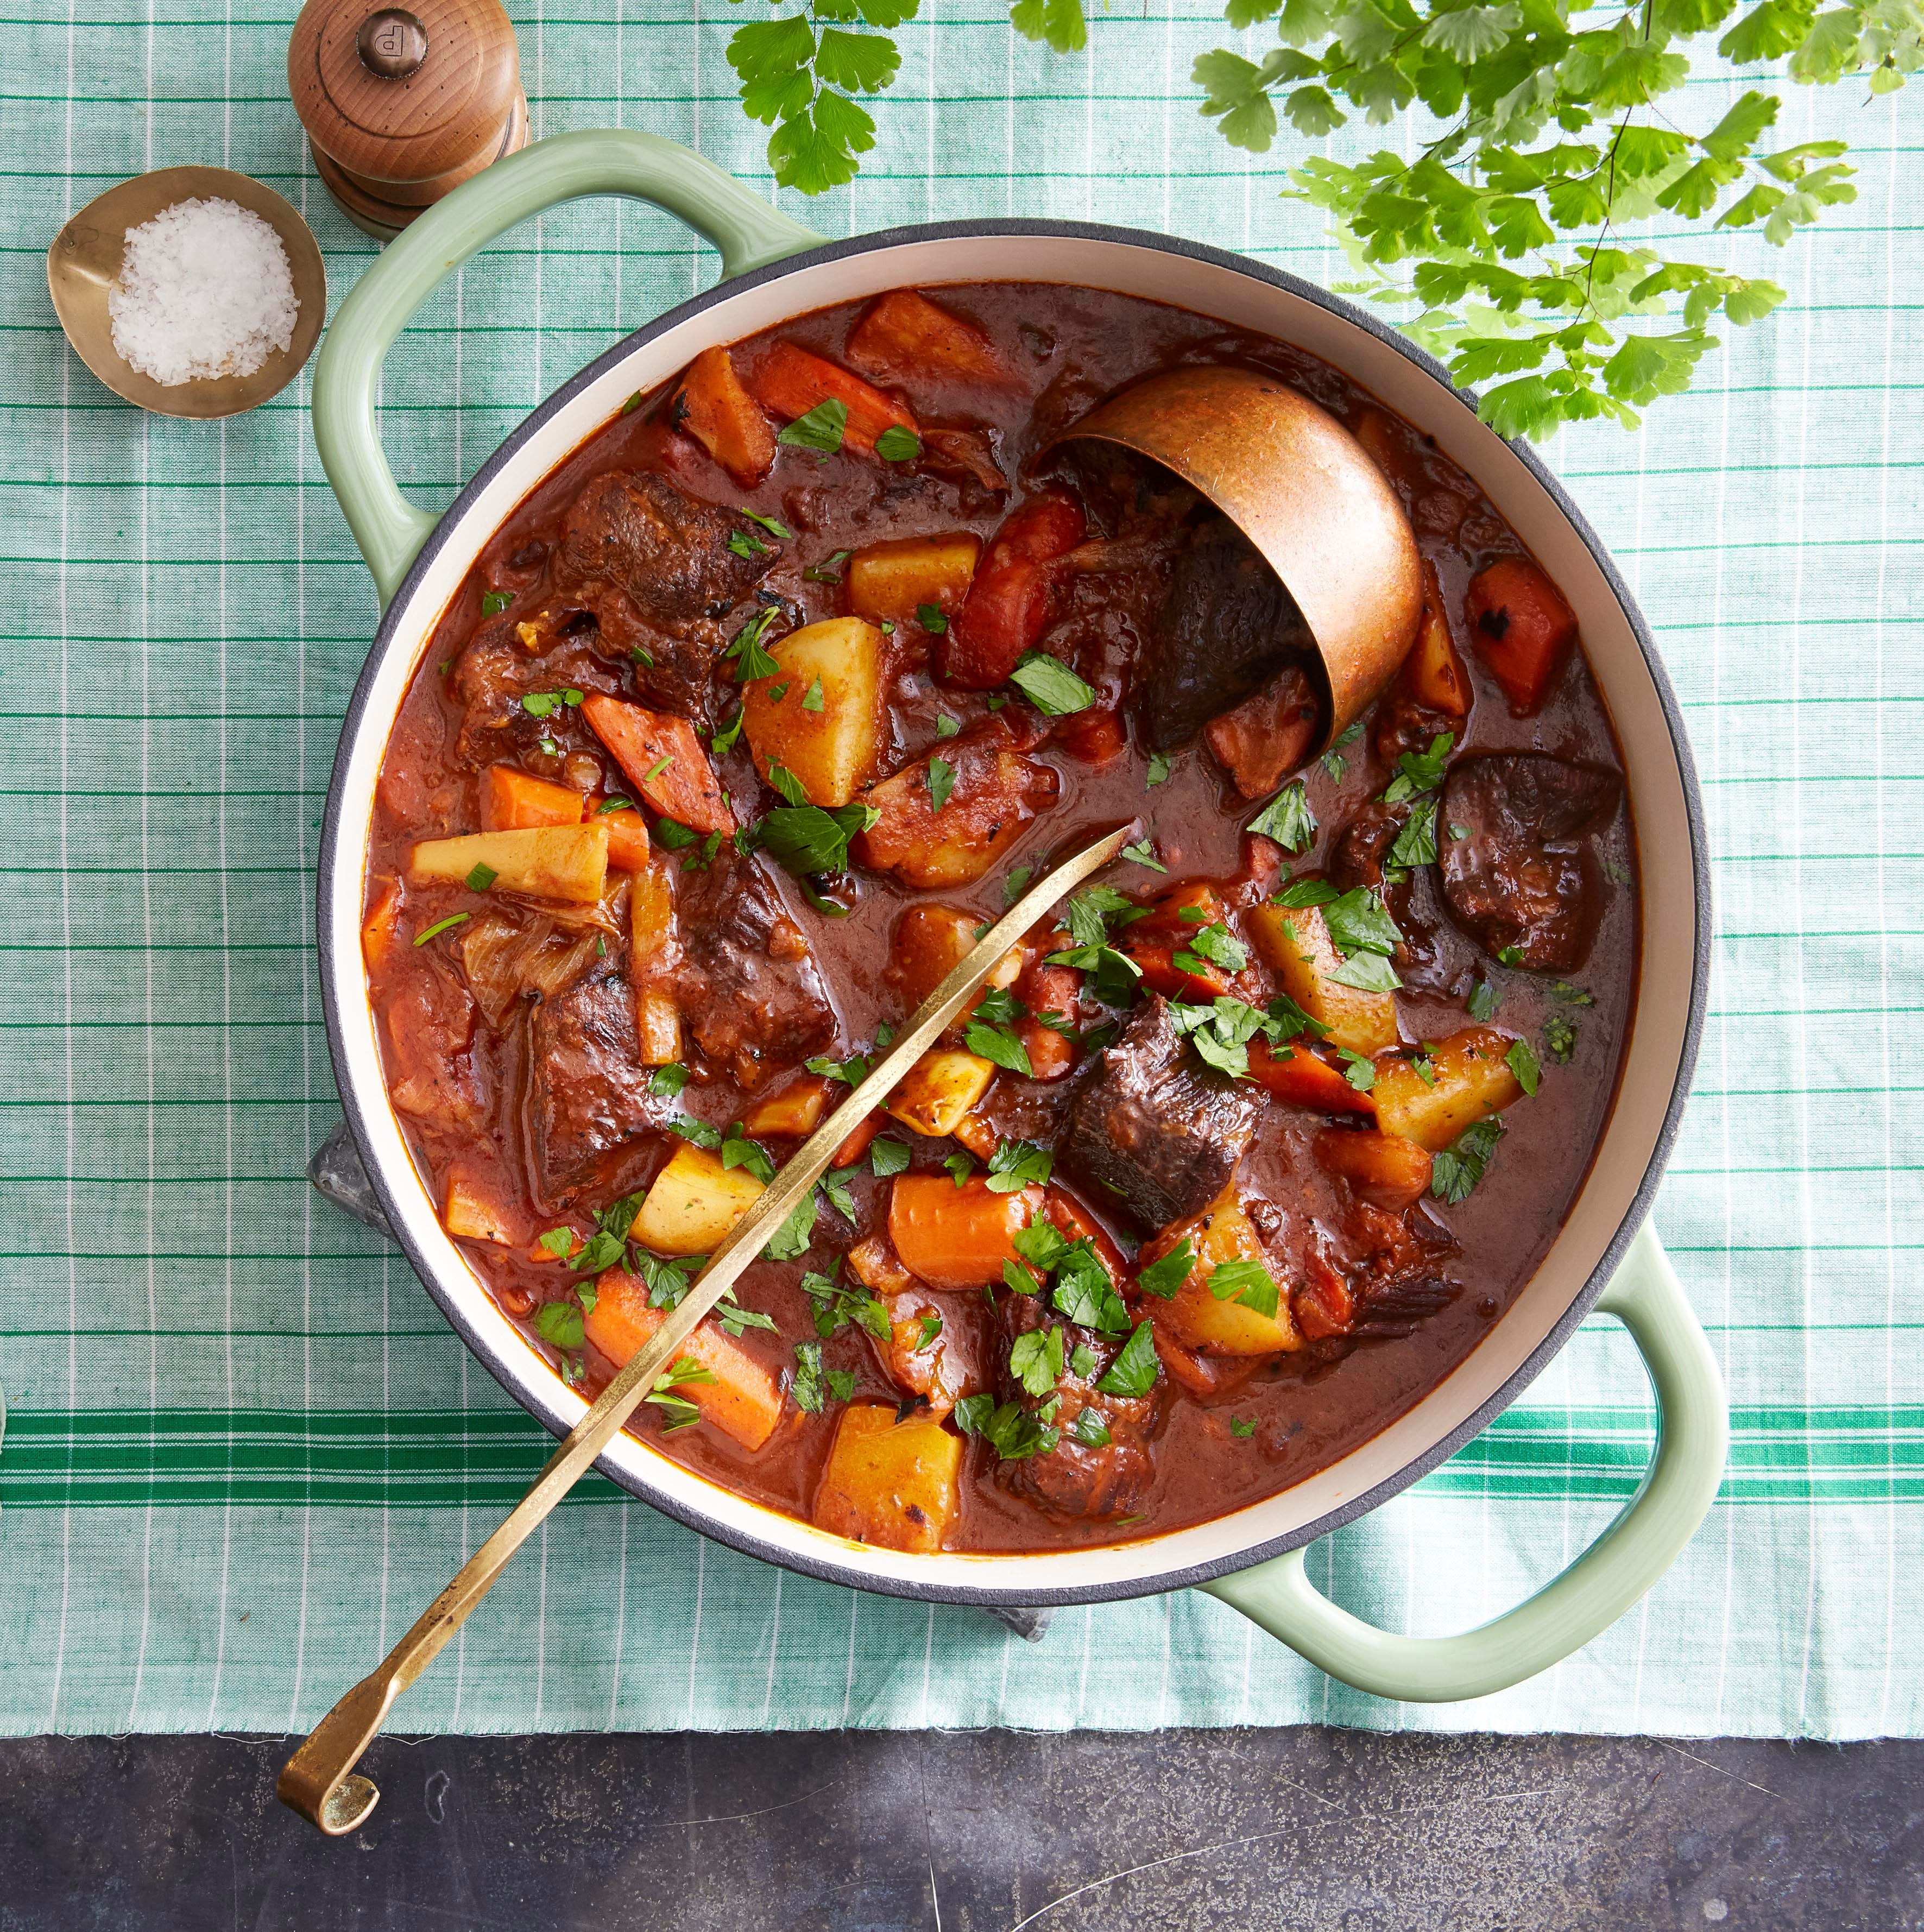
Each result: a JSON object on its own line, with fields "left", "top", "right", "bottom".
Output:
{"left": 668, "top": 1114, "right": 723, "bottom": 1151}
{"left": 1466, "top": 980, "right": 1501, "bottom": 1023}
{"left": 740, "top": 508, "right": 793, "bottom": 539}
{"left": 1382, "top": 733, "right": 1455, "bottom": 805}
{"left": 1505, "top": 1037, "right": 1542, "bottom": 1096}
{"left": 1135, "top": 1238, "right": 1194, "bottom": 1300}
{"left": 1070, "top": 1406, "right": 1112, "bottom": 1448}
{"left": 916, "top": 603, "right": 950, "bottom": 634}
{"left": 1008, "top": 650, "right": 1095, "bottom": 716}
{"left": 1431, "top": 1116, "right": 1505, "bottom": 1205}
{"left": 985, "top": 1138, "right": 1053, "bottom": 1193}
{"left": 869, "top": 1136, "right": 911, "bottom": 1177}
{"left": 1146, "top": 749, "right": 1174, "bottom": 787}
{"left": 1230, "top": 1416, "right": 1257, "bottom": 1439}
{"left": 1207, "top": 1257, "right": 1279, "bottom": 1318}
{"left": 936, "top": 711, "right": 962, "bottom": 740}
{"left": 649, "top": 1062, "right": 689, "bottom": 1098}
{"left": 1095, "top": 1321, "right": 1159, "bottom": 1398}
{"left": 481, "top": 589, "right": 514, "bottom": 617}
{"left": 801, "top": 678, "right": 825, "bottom": 714}
{"left": 927, "top": 755, "right": 956, "bottom": 813}
{"left": 724, "top": 606, "right": 783, "bottom": 681}
{"left": 952, "top": 1396, "right": 1058, "bottom": 1461}
{"left": 1386, "top": 797, "right": 1439, "bottom": 869}
{"left": 1121, "top": 838, "right": 1166, "bottom": 873}
{"left": 535, "top": 1297, "right": 586, "bottom": 1351}
{"left": 778, "top": 398, "right": 848, "bottom": 453}
{"left": 804, "top": 548, "right": 853, "bottom": 584}
{"left": 1010, "top": 1325, "right": 1065, "bottom": 1397}
{"left": 759, "top": 801, "right": 878, "bottom": 877}
{"left": 1544, "top": 1012, "right": 1579, "bottom": 1064}
{"left": 1248, "top": 780, "right": 1316, "bottom": 854}
{"left": 943, "top": 1151, "right": 974, "bottom": 1187}
{"left": 964, "top": 1020, "right": 1034, "bottom": 1078}
{"left": 728, "top": 528, "right": 767, "bottom": 560}
{"left": 1323, "top": 886, "right": 1403, "bottom": 960}
{"left": 875, "top": 424, "right": 921, "bottom": 462}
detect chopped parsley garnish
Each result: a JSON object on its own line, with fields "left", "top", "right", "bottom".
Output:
{"left": 1010, "top": 1326, "right": 1065, "bottom": 1397}
{"left": 1505, "top": 1037, "right": 1542, "bottom": 1096}
{"left": 481, "top": 589, "right": 514, "bottom": 617}
{"left": 710, "top": 710, "right": 747, "bottom": 757}
{"left": 1167, "top": 996, "right": 1269, "bottom": 1080}
{"left": 926, "top": 755, "right": 956, "bottom": 813}
{"left": 1314, "top": 886, "right": 1405, "bottom": 993}
{"left": 1248, "top": 780, "right": 1316, "bottom": 855}
{"left": 985, "top": 1139, "right": 1053, "bottom": 1193}
{"left": 1206, "top": 1257, "right": 1279, "bottom": 1319}
{"left": 413, "top": 913, "right": 470, "bottom": 946}
{"left": 724, "top": 606, "right": 783, "bottom": 681}
{"left": 1322, "top": 718, "right": 1364, "bottom": 781}
{"left": 1069, "top": 1341, "right": 1099, "bottom": 1380}
{"left": 728, "top": 528, "right": 768, "bottom": 560}
{"left": 1002, "top": 863, "right": 1034, "bottom": 906}
{"left": 801, "top": 1260, "right": 891, "bottom": 1342}
{"left": 597, "top": 795, "right": 635, "bottom": 816}
{"left": 943, "top": 1151, "right": 975, "bottom": 1186}
{"left": 520, "top": 689, "right": 584, "bottom": 718}
{"left": 668, "top": 1115, "right": 723, "bottom": 1151}
{"left": 1174, "top": 921, "right": 1248, "bottom": 975}
{"left": 1543, "top": 1013, "right": 1579, "bottom": 1064}
{"left": 740, "top": 508, "right": 793, "bottom": 539}
{"left": 1146, "top": 749, "right": 1174, "bottom": 787}
{"left": 464, "top": 861, "right": 497, "bottom": 892}
{"left": 801, "top": 678, "right": 825, "bottom": 713}
{"left": 875, "top": 424, "right": 922, "bottom": 462}
{"left": 869, "top": 1136, "right": 911, "bottom": 1177}
{"left": 1135, "top": 1238, "right": 1194, "bottom": 1300}
{"left": 620, "top": 391, "right": 643, "bottom": 415}
{"left": 766, "top": 681, "right": 791, "bottom": 705}
{"left": 1095, "top": 1321, "right": 1159, "bottom": 1398}
{"left": 1121, "top": 838, "right": 1166, "bottom": 873}
{"left": 632, "top": 643, "right": 655, "bottom": 667}
{"left": 1337, "top": 1047, "right": 1377, "bottom": 1093}
{"left": 766, "top": 761, "right": 811, "bottom": 806}
{"left": 759, "top": 801, "right": 878, "bottom": 878}
{"left": 1466, "top": 980, "right": 1501, "bottom": 1022}
{"left": 761, "top": 1188, "right": 817, "bottom": 1262}
{"left": 952, "top": 1394, "right": 1057, "bottom": 1460}
{"left": 721, "top": 1126, "right": 777, "bottom": 1185}
{"left": 1070, "top": 1407, "right": 1112, "bottom": 1448}
{"left": 917, "top": 603, "right": 949, "bottom": 634}
{"left": 1386, "top": 797, "right": 1439, "bottom": 869}
{"left": 1382, "top": 731, "right": 1455, "bottom": 804}
{"left": 1008, "top": 650, "right": 1095, "bottom": 717}
{"left": 806, "top": 1051, "right": 873, "bottom": 1086}
{"left": 964, "top": 1019, "right": 1034, "bottom": 1077}
{"left": 1431, "top": 1115, "right": 1505, "bottom": 1204}
{"left": 804, "top": 548, "right": 853, "bottom": 583}
{"left": 933, "top": 711, "right": 962, "bottom": 742}
{"left": 1495, "top": 944, "right": 1526, "bottom": 967}
{"left": 1230, "top": 1416, "right": 1257, "bottom": 1439}
{"left": 791, "top": 1340, "right": 854, "bottom": 1414}
{"left": 649, "top": 1062, "right": 689, "bottom": 1098}
{"left": 1551, "top": 981, "right": 1595, "bottom": 1006}
{"left": 818, "top": 1171, "right": 858, "bottom": 1224}
{"left": 1266, "top": 993, "right": 1327, "bottom": 1042}
{"left": 1275, "top": 877, "right": 1340, "bottom": 909}
{"left": 778, "top": 398, "right": 848, "bottom": 454}
{"left": 535, "top": 1296, "right": 587, "bottom": 1352}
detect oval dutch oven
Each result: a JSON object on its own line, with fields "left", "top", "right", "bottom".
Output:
{"left": 313, "top": 128, "right": 1726, "bottom": 1702}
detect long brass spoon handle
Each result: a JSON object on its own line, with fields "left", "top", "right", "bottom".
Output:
{"left": 278, "top": 824, "right": 1132, "bottom": 1835}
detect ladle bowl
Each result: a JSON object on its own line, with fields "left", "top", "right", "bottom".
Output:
{"left": 1061, "top": 364, "right": 1423, "bottom": 749}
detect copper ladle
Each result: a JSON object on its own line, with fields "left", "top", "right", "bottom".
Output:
{"left": 277, "top": 823, "right": 1134, "bottom": 1836}
{"left": 1059, "top": 364, "right": 1424, "bottom": 753}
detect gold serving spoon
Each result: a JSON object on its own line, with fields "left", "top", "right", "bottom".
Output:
{"left": 278, "top": 823, "right": 1133, "bottom": 1835}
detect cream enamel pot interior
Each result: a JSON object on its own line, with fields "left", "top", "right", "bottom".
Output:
{"left": 312, "top": 129, "right": 1725, "bottom": 1702}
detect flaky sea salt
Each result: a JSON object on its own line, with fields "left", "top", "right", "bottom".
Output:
{"left": 108, "top": 196, "right": 300, "bottom": 386}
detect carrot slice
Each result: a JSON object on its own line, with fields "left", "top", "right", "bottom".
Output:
{"left": 581, "top": 693, "right": 735, "bottom": 835}
{"left": 888, "top": 1174, "right": 1040, "bottom": 1290}
{"left": 479, "top": 764, "right": 585, "bottom": 833}
{"left": 941, "top": 494, "right": 1087, "bottom": 689}
{"left": 668, "top": 344, "right": 777, "bottom": 487}
{"left": 1247, "top": 1038, "right": 1378, "bottom": 1117}
{"left": 1465, "top": 557, "right": 1576, "bottom": 716}
{"left": 748, "top": 342, "right": 917, "bottom": 455}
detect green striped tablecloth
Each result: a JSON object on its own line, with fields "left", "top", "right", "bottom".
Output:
{"left": 2, "top": 0, "right": 1919, "bottom": 1741}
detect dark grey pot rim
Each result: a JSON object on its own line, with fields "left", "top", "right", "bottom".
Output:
{"left": 318, "top": 216, "right": 1712, "bottom": 1610}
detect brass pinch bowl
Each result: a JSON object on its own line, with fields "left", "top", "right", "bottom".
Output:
{"left": 47, "top": 166, "right": 327, "bottom": 420}
{"left": 277, "top": 823, "right": 1135, "bottom": 1837}
{"left": 1059, "top": 365, "right": 1424, "bottom": 753}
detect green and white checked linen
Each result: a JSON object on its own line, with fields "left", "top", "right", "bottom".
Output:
{"left": 2, "top": 0, "right": 1920, "bottom": 1742}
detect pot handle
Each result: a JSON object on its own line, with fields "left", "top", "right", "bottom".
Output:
{"left": 1200, "top": 1222, "right": 1727, "bottom": 1702}
{"left": 312, "top": 129, "right": 825, "bottom": 609}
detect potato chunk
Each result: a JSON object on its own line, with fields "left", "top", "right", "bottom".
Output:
{"left": 586, "top": 1268, "right": 784, "bottom": 1450}
{"left": 846, "top": 533, "right": 981, "bottom": 633}
{"left": 408, "top": 823, "right": 609, "bottom": 905}
{"left": 887, "top": 1047, "right": 996, "bottom": 1138}
{"left": 1143, "top": 1183, "right": 1301, "bottom": 1356}
{"left": 1247, "top": 898, "right": 1398, "bottom": 1056}
{"left": 634, "top": 1142, "right": 764, "bottom": 1256}
{"left": 741, "top": 616, "right": 886, "bottom": 809}
{"left": 1372, "top": 1026, "right": 1524, "bottom": 1151}
{"left": 743, "top": 1074, "right": 831, "bottom": 1139}
{"left": 813, "top": 1403, "right": 963, "bottom": 1553}
{"left": 442, "top": 1170, "right": 517, "bottom": 1245}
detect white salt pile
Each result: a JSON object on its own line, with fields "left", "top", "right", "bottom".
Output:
{"left": 107, "top": 197, "right": 300, "bottom": 386}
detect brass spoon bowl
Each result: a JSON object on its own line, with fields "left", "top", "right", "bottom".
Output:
{"left": 1060, "top": 364, "right": 1424, "bottom": 752}
{"left": 47, "top": 165, "right": 327, "bottom": 420}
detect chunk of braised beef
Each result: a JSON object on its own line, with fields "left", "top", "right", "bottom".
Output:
{"left": 1330, "top": 799, "right": 1405, "bottom": 892}
{"left": 551, "top": 471, "right": 774, "bottom": 722}
{"left": 1060, "top": 993, "right": 1264, "bottom": 1232}
{"left": 448, "top": 624, "right": 617, "bottom": 768}
{"left": 994, "top": 1293, "right": 1160, "bottom": 1520}
{"left": 525, "top": 973, "right": 662, "bottom": 1203}
{"left": 383, "top": 956, "right": 481, "bottom": 1129}
{"left": 1138, "top": 512, "right": 1319, "bottom": 753}
{"left": 671, "top": 848, "right": 839, "bottom": 1085}
{"left": 1438, "top": 753, "right": 1622, "bottom": 972}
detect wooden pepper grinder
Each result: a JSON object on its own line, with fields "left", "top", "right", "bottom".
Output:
{"left": 289, "top": 0, "right": 528, "bottom": 239}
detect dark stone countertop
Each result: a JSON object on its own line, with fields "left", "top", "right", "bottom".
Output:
{"left": 3, "top": 1728, "right": 1920, "bottom": 1929}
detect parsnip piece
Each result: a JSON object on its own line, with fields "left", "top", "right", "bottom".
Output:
{"left": 887, "top": 1048, "right": 995, "bottom": 1138}
{"left": 443, "top": 1171, "right": 516, "bottom": 1246}
{"left": 743, "top": 1075, "right": 831, "bottom": 1139}
{"left": 1372, "top": 1026, "right": 1523, "bottom": 1151}
{"left": 1247, "top": 899, "right": 1398, "bottom": 1055}
{"left": 408, "top": 823, "right": 609, "bottom": 905}
{"left": 812, "top": 1403, "right": 963, "bottom": 1554}
{"left": 742, "top": 616, "right": 887, "bottom": 809}
{"left": 1147, "top": 1183, "right": 1302, "bottom": 1356}
{"left": 634, "top": 1142, "right": 764, "bottom": 1256}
